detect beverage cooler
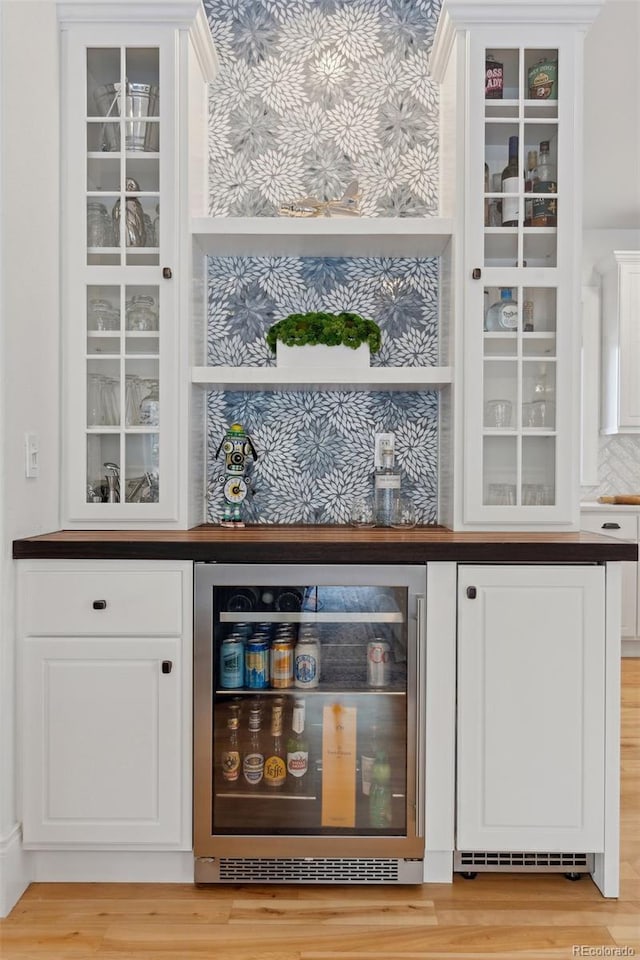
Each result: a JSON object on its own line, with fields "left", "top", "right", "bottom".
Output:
{"left": 194, "top": 564, "right": 426, "bottom": 884}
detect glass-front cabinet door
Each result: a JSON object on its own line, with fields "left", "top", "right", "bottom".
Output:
{"left": 464, "top": 27, "right": 576, "bottom": 523}
{"left": 194, "top": 564, "right": 426, "bottom": 880}
{"left": 62, "top": 25, "right": 178, "bottom": 522}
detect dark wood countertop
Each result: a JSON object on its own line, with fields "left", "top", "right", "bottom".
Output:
{"left": 12, "top": 525, "right": 638, "bottom": 563}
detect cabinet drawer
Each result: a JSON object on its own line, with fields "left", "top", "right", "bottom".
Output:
{"left": 22, "top": 569, "right": 184, "bottom": 637}
{"left": 580, "top": 513, "right": 638, "bottom": 541}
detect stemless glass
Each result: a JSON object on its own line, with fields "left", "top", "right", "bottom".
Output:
{"left": 349, "top": 497, "right": 375, "bottom": 528}
{"left": 390, "top": 498, "right": 417, "bottom": 529}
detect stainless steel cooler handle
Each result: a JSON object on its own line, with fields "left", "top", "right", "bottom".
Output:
{"left": 415, "top": 594, "right": 426, "bottom": 838}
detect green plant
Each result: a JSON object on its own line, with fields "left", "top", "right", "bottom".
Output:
{"left": 266, "top": 311, "right": 381, "bottom": 354}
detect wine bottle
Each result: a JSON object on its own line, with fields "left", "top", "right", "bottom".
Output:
{"left": 501, "top": 136, "right": 520, "bottom": 227}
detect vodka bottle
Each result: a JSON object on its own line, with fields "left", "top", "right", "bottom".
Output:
{"left": 374, "top": 446, "right": 401, "bottom": 527}
{"left": 501, "top": 135, "right": 520, "bottom": 226}
{"left": 485, "top": 288, "right": 518, "bottom": 332}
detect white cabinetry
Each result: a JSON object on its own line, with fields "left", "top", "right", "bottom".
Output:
{"left": 59, "top": 2, "right": 216, "bottom": 526}
{"left": 431, "top": 1, "right": 601, "bottom": 528}
{"left": 581, "top": 510, "right": 639, "bottom": 645}
{"left": 457, "top": 565, "right": 605, "bottom": 854}
{"left": 19, "top": 560, "right": 193, "bottom": 848}
{"left": 599, "top": 251, "right": 640, "bottom": 434}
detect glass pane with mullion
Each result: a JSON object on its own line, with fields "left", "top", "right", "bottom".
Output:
{"left": 483, "top": 436, "right": 517, "bottom": 505}
{"left": 125, "top": 434, "right": 159, "bottom": 503}
{"left": 86, "top": 48, "right": 121, "bottom": 118}
{"left": 87, "top": 433, "right": 121, "bottom": 503}
{"left": 522, "top": 436, "right": 556, "bottom": 505}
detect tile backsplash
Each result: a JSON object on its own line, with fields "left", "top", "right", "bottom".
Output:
{"left": 581, "top": 435, "right": 640, "bottom": 501}
{"left": 203, "top": 0, "right": 442, "bottom": 523}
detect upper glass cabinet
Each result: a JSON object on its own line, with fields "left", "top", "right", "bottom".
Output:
{"left": 483, "top": 47, "right": 558, "bottom": 270}
{"left": 86, "top": 47, "right": 160, "bottom": 267}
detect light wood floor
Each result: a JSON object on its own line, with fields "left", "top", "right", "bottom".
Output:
{"left": 2, "top": 660, "right": 638, "bottom": 960}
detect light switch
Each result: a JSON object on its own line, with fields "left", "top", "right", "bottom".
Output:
{"left": 24, "top": 433, "right": 39, "bottom": 478}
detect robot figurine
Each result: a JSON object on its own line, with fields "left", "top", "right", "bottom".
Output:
{"left": 215, "top": 423, "right": 258, "bottom": 527}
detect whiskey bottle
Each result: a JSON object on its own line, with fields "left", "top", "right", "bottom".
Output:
{"left": 220, "top": 705, "right": 241, "bottom": 785}
{"left": 501, "top": 136, "right": 520, "bottom": 227}
{"left": 524, "top": 149, "right": 538, "bottom": 227}
{"left": 286, "top": 697, "right": 309, "bottom": 790}
{"left": 263, "top": 698, "right": 287, "bottom": 789}
{"left": 242, "top": 702, "right": 265, "bottom": 786}
{"left": 531, "top": 140, "right": 557, "bottom": 227}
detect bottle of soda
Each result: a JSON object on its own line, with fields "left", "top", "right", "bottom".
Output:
{"left": 286, "top": 697, "right": 309, "bottom": 791}
{"left": 263, "top": 698, "right": 287, "bottom": 789}
{"left": 368, "top": 751, "right": 392, "bottom": 828}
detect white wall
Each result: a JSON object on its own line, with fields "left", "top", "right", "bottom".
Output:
{"left": 583, "top": 0, "right": 640, "bottom": 230}
{"left": 0, "top": 0, "right": 60, "bottom": 914}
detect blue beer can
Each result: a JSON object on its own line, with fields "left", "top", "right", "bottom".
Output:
{"left": 220, "top": 637, "right": 244, "bottom": 689}
{"left": 245, "top": 638, "right": 269, "bottom": 689}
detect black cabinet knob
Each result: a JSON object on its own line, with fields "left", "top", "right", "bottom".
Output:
{"left": 472, "top": 268, "right": 482, "bottom": 280}
{"left": 161, "top": 661, "right": 173, "bottom": 674}
{"left": 466, "top": 586, "right": 477, "bottom": 599}
{"left": 162, "top": 267, "right": 172, "bottom": 279}
{"left": 92, "top": 600, "right": 107, "bottom": 610}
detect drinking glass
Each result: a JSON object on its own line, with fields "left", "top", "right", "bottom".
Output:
{"left": 487, "top": 483, "right": 516, "bottom": 505}
{"left": 350, "top": 497, "right": 375, "bottom": 528}
{"left": 390, "top": 499, "right": 417, "bottom": 529}
{"left": 484, "top": 399, "right": 513, "bottom": 428}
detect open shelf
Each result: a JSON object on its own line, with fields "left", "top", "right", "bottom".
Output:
{"left": 192, "top": 216, "right": 454, "bottom": 258}
{"left": 191, "top": 365, "right": 454, "bottom": 392}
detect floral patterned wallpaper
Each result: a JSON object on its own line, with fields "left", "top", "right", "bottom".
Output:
{"left": 204, "top": 0, "right": 441, "bottom": 217}
{"left": 202, "top": 0, "right": 442, "bottom": 524}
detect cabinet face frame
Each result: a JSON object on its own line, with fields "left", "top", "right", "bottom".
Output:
{"left": 60, "top": 23, "right": 180, "bottom": 524}
{"left": 461, "top": 24, "right": 581, "bottom": 526}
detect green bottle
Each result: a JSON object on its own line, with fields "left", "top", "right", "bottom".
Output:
{"left": 368, "top": 751, "right": 392, "bottom": 828}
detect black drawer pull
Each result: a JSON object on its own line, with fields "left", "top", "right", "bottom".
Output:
{"left": 162, "top": 661, "right": 173, "bottom": 674}
{"left": 472, "top": 267, "right": 481, "bottom": 280}
{"left": 602, "top": 522, "right": 621, "bottom": 530}
{"left": 466, "top": 586, "right": 477, "bottom": 599}
{"left": 92, "top": 600, "right": 107, "bottom": 610}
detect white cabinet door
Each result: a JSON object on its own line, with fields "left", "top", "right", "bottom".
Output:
{"left": 580, "top": 513, "right": 638, "bottom": 637}
{"left": 600, "top": 251, "right": 640, "bottom": 434}
{"left": 457, "top": 565, "right": 605, "bottom": 852}
{"left": 22, "top": 637, "right": 183, "bottom": 846}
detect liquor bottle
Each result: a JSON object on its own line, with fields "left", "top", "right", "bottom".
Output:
{"left": 374, "top": 443, "right": 401, "bottom": 527}
{"left": 368, "top": 751, "right": 392, "bottom": 828}
{"left": 360, "top": 723, "right": 379, "bottom": 797}
{"left": 242, "top": 702, "right": 265, "bottom": 786}
{"left": 226, "top": 587, "right": 258, "bottom": 612}
{"left": 524, "top": 149, "right": 538, "bottom": 227}
{"left": 531, "top": 140, "right": 557, "bottom": 227}
{"left": 220, "top": 704, "right": 241, "bottom": 785}
{"left": 501, "top": 135, "right": 520, "bottom": 227}
{"left": 484, "top": 163, "right": 490, "bottom": 226}
{"left": 485, "top": 288, "right": 518, "bottom": 332}
{"left": 286, "top": 697, "right": 309, "bottom": 790}
{"left": 263, "top": 698, "right": 287, "bottom": 788}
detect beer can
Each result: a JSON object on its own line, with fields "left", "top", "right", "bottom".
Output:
{"left": 220, "top": 637, "right": 244, "bottom": 689}
{"left": 245, "top": 638, "right": 269, "bottom": 689}
{"left": 294, "top": 638, "right": 320, "bottom": 688}
{"left": 270, "top": 639, "right": 294, "bottom": 688}
{"left": 367, "top": 639, "right": 391, "bottom": 688}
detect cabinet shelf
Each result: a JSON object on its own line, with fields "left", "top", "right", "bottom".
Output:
{"left": 220, "top": 611, "right": 403, "bottom": 623}
{"left": 191, "top": 216, "right": 454, "bottom": 258}
{"left": 191, "top": 365, "right": 453, "bottom": 392}
{"left": 215, "top": 685, "right": 407, "bottom": 697}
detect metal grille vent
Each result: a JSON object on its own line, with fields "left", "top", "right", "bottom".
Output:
{"left": 455, "top": 851, "right": 593, "bottom": 872}
{"left": 218, "top": 857, "right": 400, "bottom": 883}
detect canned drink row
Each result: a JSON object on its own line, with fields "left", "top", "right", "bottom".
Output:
{"left": 220, "top": 628, "right": 321, "bottom": 691}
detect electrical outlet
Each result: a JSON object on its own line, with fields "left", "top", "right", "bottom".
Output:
{"left": 24, "top": 433, "right": 39, "bottom": 478}
{"left": 374, "top": 432, "right": 395, "bottom": 468}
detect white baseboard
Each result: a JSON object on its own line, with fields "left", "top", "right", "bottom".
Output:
{"left": 423, "top": 850, "right": 453, "bottom": 883}
{"left": 622, "top": 638, "right": 640, "bottom": 657}
{"left": 0, "top": 824, "right": 30, "bottom": 918}
{"left": 30, "top": 850, "right": 194, "bottom": 883}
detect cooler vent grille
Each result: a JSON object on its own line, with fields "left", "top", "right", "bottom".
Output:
{"left": 455, "top": 851, "right": 592, "bottom": 872}
{"left": 218, "top": 857, "right": 400, "bottom": 883}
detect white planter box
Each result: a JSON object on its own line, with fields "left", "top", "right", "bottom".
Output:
{"left": 276, "top": 343, "right": 370, "bottom": 373}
